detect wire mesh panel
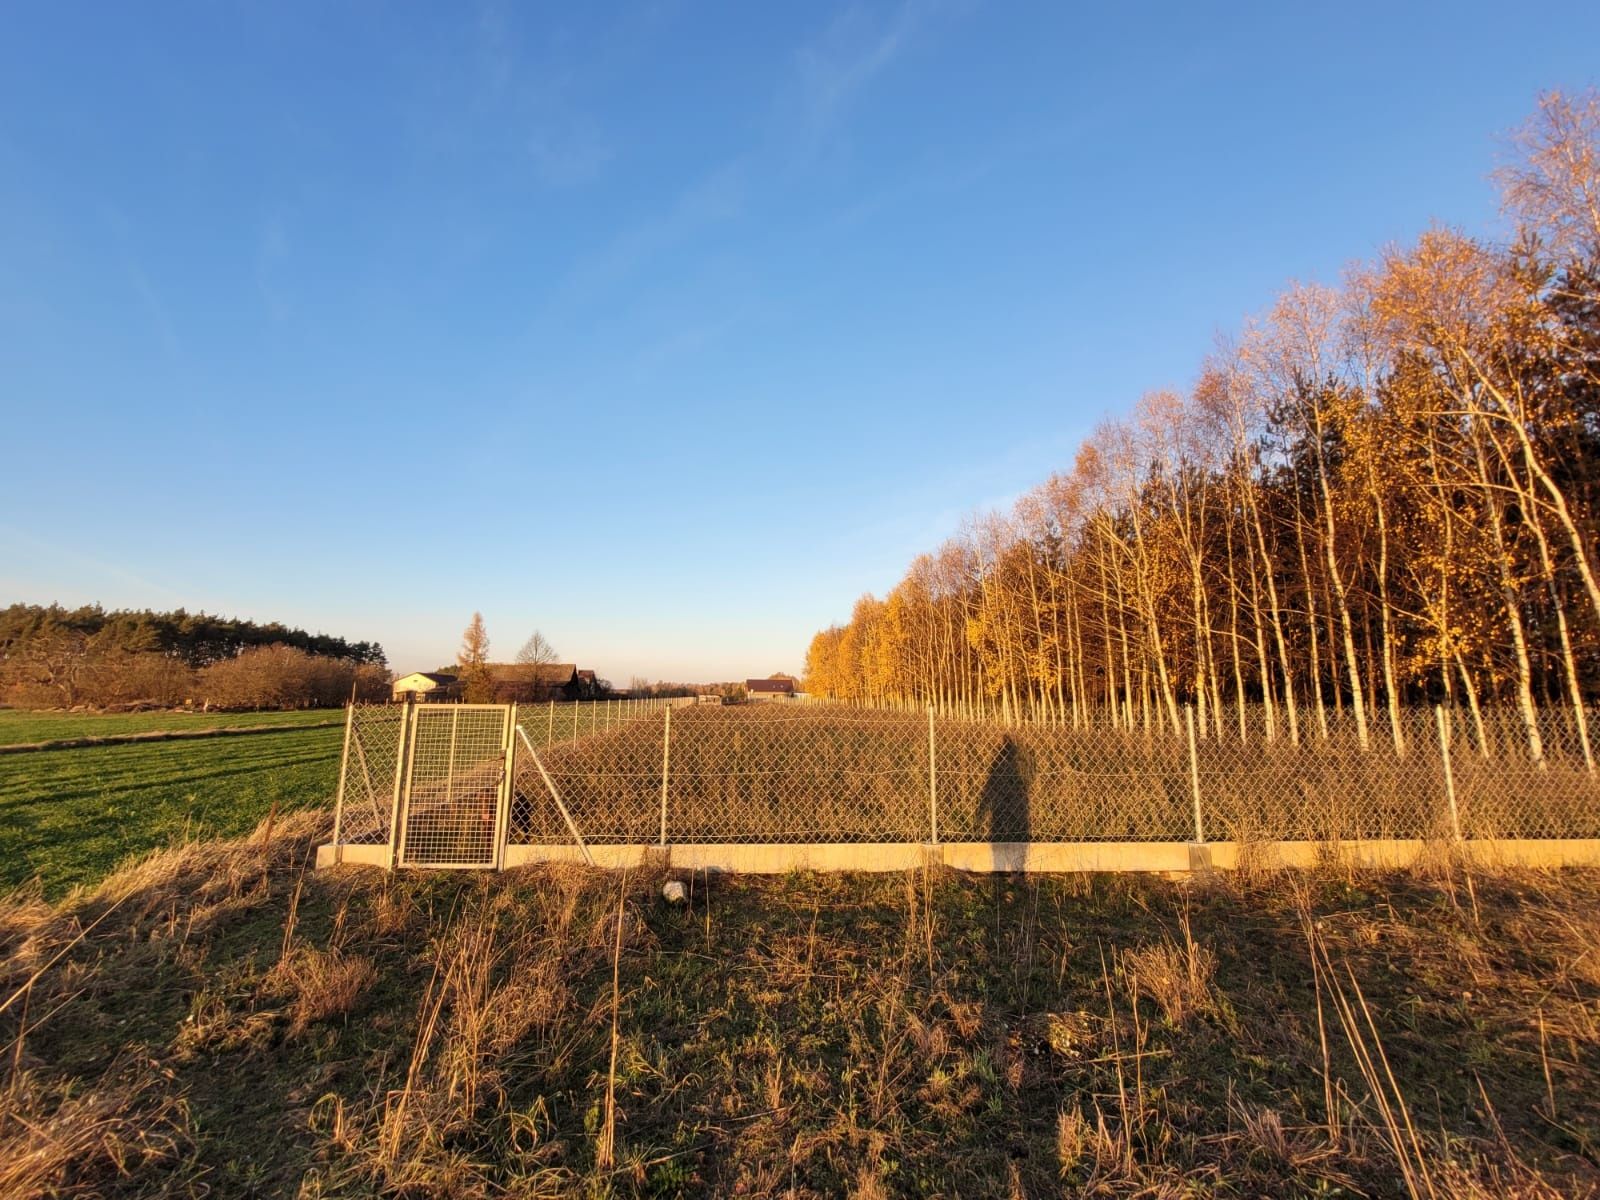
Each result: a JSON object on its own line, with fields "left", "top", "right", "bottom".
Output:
{"left": 1190, "top": 706, "right": 1600, "bottom": 841}
{"left": 333, "top": 704, "right": 407, "bottom": 847}
{"left": 1196, "top": 717, "right": 1444, "bottom": 842}
{"left": 510, "top": 704, "right": 666, "bottom": 844}
{"left": 398, "top": 705, "right": 510, "bottom": 868}
{"left": 937, "top": 718, "right": 1190, "bottom": 842}
{"left": 668, "top": 706, "right": 928, "bottom": 842}
{"left": 1448, "top": 709, "right": 1600, "bottom": 839}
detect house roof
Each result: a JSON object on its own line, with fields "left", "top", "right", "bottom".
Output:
{"left": 747, "top": 678, "right": 796, "bottom": 693}
{"left": 398, "top": 671, "right": 457, "bottom": 686}
{"left": 485, "top": 663, "right": 577, "bottom": 684}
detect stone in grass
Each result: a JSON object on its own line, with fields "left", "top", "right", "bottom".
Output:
{"left": 662, "top": 879, "right": 688, "bottom": 905}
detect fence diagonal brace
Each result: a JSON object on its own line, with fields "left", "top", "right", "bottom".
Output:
{"left": 516, "top": 726, "right": 595, "bottom": 867}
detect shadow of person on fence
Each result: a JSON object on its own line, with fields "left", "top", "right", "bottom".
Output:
{"left": 976, "top": 734, "right": 1034, "bottom": 872}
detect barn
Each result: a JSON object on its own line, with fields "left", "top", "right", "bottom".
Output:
{"left": 746, "top": 677, "right": 798, "bottom": 702}
{"left": 391, "top": 671, "right": 461, "bottom": 702}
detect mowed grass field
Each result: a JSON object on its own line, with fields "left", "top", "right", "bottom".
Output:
{"left": 0, "top": 722, "right": 343, "bottom": 895}
{"left": 0, "top": 706, "right": 339, "bottom": 745}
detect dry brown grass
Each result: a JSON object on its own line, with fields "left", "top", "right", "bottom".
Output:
{"left": 1118, "top": 922, "right": 1218, "bottom": 1026}
{"left": 4, "top": 809, "right": 1600, "bottom": 1196}
{"left": 0, "top": 1065, "right": 191, "bottom": 1200}
{"left": 272, "top": 946, "right": 377, "bottom": 1037}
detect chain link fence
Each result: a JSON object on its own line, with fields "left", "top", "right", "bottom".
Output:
{"left": 330, "top": 698, "right": 1600, "bottom": 867}
{"left": 332, "top": 703, "right": 407, "bottom": 848}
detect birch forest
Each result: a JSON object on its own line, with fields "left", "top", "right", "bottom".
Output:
{"left": 804, "top": 92, "right": 1600, "bottom": 765}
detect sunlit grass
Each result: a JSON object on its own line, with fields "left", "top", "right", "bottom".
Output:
{"left": 0, "top": 725, "right": 343, "bottom": 895}
{"left": 0, "top": 707, "right": 339, "bottom": 746}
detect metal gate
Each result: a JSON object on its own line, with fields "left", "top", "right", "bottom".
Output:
{"left": 396, "top": 704, "right": 514, "bottom": 868}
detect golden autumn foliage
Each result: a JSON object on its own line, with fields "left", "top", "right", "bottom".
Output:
{"left": 806, "top": 92, "right": 1600, "bottom": 767}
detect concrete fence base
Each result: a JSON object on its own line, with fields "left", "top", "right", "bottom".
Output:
{"left": 316, "top": 837, "right": 1600, "bottom": 874}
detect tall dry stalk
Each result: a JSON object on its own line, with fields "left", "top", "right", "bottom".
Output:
{"left": 596, "top": 869, "right": 628, "bottom": 1173}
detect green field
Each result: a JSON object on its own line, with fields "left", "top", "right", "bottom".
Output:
{"left": 0, "top": 724, "right": 343, "bottom": 895}
{"left": 0, "top": 707, "right": 339, "bottom": 746}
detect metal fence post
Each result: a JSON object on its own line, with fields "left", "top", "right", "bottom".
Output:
{"left": 547, "top": 699, "right": 554, "bottom": 746}
{"left": 332, "top": 701, "right": 355, "bottom": 864}
{"left": 495, "top": 704, "right": 516, "bottom": 870}
{"left": 1185, "top": 704, "right": 1206, "bottom": 844}
{"left": 386, "top": 695, "right": 415, "bottom": 870}
{"left": 659, "top": 704, "right": 672, "bottom": 847}
{"left": 927, "top": 705, "right": 939, "bottom": 844}
{"left": 1437, "top": 704, "right": 1463, "bottom": 841}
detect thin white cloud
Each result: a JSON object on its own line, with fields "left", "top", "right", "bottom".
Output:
{"left": 554, "top": 157, "right": 749, "bottom": 305}
{"left": 797, "top": 3, "right": 921, "bottom": 126}
{"left": 527, "top": 122, "right": 614, "bottom": 187}
{"left": 256, "top": 216, "right": 290, "bottom": 322}
{"left": 0, "top": 524, "right": 190, "bottom": 608}
{"left": 473, "top": 0, "right": 619, "bottom": 190}
{"left": 475, "top": 0, "right": 515, "bottom": 97}
{"left": 126, "top": 260, "right": 182, "bottom": 362}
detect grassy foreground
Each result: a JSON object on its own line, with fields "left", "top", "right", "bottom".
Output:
{"left": 0, "top": 725, "right": 343, "bottom": 895}
{"left": 3, "top": 817, "right": 1598, "bottom": 1197}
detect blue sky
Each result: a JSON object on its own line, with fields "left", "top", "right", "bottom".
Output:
{"left": 3, "top": 3, "right": 1596, "bottom": 682}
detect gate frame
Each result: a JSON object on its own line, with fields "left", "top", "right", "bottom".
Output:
{"left": 392, "top": 701, "right": 516, "bottom": 871}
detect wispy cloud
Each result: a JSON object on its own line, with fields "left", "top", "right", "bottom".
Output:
{"left": 788, "top": 0, "right": 955, "bottom": 154}
{"left": 554, "top": 158, "right": 748, "bottom": 306}
{"left": 529, "top": 3, "right": 966, "bottom": 348}
{"left": 256, "top": 216, "right": 290, "bottom": 322}
{"left": 126, "top": 260, "right": 181, "bottom": 363}
{"left": 104, "top": 204, "right": 184, "bottom": 362}
{"left": 527, "top": 120, "right": 614, "bottom": 187}
{"left": 475, "top": 0, "right": 515, "bottom": 97}
{"left": 473, "top": 0, "right": 618, "bottom": 189}
{"left": 796, "top": 3, "right": 921, "bottom": 126}
{"left": 0, "top": 524, "right": 190, "bottom": 607}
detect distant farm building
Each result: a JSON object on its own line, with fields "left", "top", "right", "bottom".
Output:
{"left": 487, "top": 663, "right": 586, "bottom": 704}
{"left": 747, "top": 677, "right": 798, "bottom": 702}
{"left": 392, "top": 671, "right": 461, "bottom": 702}
{"left": 394, "top": 664, "right": 603, "bottom": 704}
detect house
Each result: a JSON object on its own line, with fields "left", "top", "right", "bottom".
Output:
{"left": 392, "top": 663, "right": 600, "bottom": 704}
{"left": 392, "top": 671, "right": 460, "bottom": 702}
{"left": 486, "top": 663, "right": 581, "bottom": 703}
{"left": 746, "top": 677, "right": 797, "bottom": 702}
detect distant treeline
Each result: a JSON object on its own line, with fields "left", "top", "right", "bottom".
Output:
{"left": 626, "top": 678, "right": 745, "bottom": 701}
{"left": 1, "top": 603, "right": 389, "bottom": 709}
{"left": 805, "top": 92, "right": 1600, "bottom": 767}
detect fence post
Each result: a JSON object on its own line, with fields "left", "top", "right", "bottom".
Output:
{"left": 1185, "top": 704, "right": 1206, "bottom": 844}
{"left": 927, "top": 705, "right": 939, "bottom": 845}
{"left": 547, "top": 699, "right": 554, "bottom": 747}
{"left": 332, "top": 701, "right": 355, "bottom": 864}
{"left": 495, "top": 705, "right": 516, "bottom": 870}
{"left": 386, "top": 694, "right": 414, "bottom": 870}
{"left": 1437, "top": 704, "right": 1462, "bottom": 841}
{"left": 659, "top": 704, "right": 672, "bottom": 847}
